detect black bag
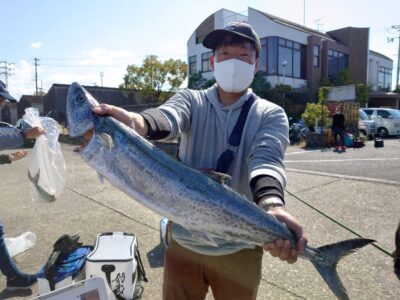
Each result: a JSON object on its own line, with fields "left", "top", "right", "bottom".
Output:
{"left": 374, "top": 138, "right": 384, "bottom": 148}
{"left": 43, "top": 234, "right": 85, "bottom": 291}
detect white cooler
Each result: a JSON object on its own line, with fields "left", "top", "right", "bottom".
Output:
{"left": 85, "top": 232, "right": 139, "bottom": 300}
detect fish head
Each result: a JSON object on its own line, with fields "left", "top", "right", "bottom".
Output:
{"left": 67, "top": 82, "right": 99, "bottom": 137}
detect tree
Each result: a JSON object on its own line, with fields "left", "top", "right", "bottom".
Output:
{"left": 188, "top": 71, "right": 215, "bottom": 90}
{"left": 301, "top": 103, "right": 331, "bottom": 130}
{"left": 121, "top": 55, "right": 187, "bottom": 102}
{"left": 355, "top": 84, "right": 372, "bottom": 107}
{"left": 332, "top": 69, "right": 352, "bottom": 86}
{"left": 302, "top": 86, "right": 331, "bottom": 130}
{"left": 250, "top": 72, "right": 272, "bottom": 99}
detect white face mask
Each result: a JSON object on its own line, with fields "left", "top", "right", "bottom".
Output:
{"left": 213, "top": 58, "right": 255, "bottom": 93}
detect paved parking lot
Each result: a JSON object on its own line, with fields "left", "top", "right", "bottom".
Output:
{"left": 0, "top": 140, "right": 399, "bottom": 299}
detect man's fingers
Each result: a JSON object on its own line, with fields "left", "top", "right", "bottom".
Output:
{"left": 297, "top": 237, "right": 308, "bottom": 252}
{"left": 9, "top": 150, "right": 28, "bottom": 161}
{"left": 92, "top": 104, "right": 109, "bottom": 115}
{"left": 287, "top": 249, "right": 298, "bottom": 264}
{"left": 278, "top": 240, "right": 291, "bottom": 261}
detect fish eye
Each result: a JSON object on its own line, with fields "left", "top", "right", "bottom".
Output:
{"left": 76, "top": 94, "right": 85, "bottom": 103}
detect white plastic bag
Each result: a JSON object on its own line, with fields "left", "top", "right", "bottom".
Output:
{"left": 23, "top": 107, "right": 66, "bottom": 200}
{"left": 5, "top": 231, "right": 37, "bottom": 257}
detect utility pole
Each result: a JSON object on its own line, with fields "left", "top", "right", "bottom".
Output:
{"left": 303, "top": 0, "right": 306, "bottom": 26}
{"left": 34, "top": 58, "right": 40, "bottom": 95}
{"left": 388, "top": 25, "right": 400, "bottom": 90}
{"left": 100, "top": 71, "right": 104, "bottom": 87}
{"left": 0, "top": 60, "right": 15, "bottom": 86}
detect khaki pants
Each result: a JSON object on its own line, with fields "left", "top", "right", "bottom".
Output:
{"left": 163, "top": 239, "right": 263, "bottom": 300}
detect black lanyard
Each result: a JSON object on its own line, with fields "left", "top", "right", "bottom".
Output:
{"left": 215, "top": 94, "right": 256, "bottom": 173}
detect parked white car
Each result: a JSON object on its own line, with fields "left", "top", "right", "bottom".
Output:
{"left": 358, "top": 109, "right": 375, "bottom": 138}
{"left": 361, "top": 108, "right": 400, "bottom": 137}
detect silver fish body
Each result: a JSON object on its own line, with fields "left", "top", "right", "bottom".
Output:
{"left": 67, "top": 82, "right": 373, "bottom": 300}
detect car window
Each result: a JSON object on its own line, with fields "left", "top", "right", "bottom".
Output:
{"left": 363, "top": 109, "right": 373, "bottom": 116}
{"left": 377, "top": 110, "right": 390, "bottom": 118}
{"left": 359, "top": 110, "right": 369, "bottom": 121}
{"left": 391, "top": 110, "right": 400, "bottom": 118}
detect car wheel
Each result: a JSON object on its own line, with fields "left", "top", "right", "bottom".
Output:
{"left": 377, "top": 127, "right": 389, "bottom": 138}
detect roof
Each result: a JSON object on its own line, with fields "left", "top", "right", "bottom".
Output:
{"left": 369, "top": 50, "right": 393, "bottom": 62}
{"left": 252, "top": 8, "right": 336, "bottom": 41}
{"left": 20, "top": 95, "right": 43, "bottom": 103}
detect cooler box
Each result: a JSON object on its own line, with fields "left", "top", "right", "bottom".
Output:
{"left": 344, "top": 134, "right": 353, "bottom": 147}
{"left": 37, "top": 246, "right": 91, "bottom": 295}
{"left": 85, "top": 232, "right": 138, "bottom": 300}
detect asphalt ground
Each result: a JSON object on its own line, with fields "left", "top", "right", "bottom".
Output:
{"left": 0, "top": 139, "right": 399, "bottom": 300}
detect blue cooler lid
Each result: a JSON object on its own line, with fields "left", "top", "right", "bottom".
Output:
{"left": 38, "top": 247, "right": 92, "bottom": 283}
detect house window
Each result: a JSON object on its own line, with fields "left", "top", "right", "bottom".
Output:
{"left": 267, "top": 37, "right": 278, "bottom": 75}
{"left": 327, "top": 49, "right": 349, "bottom": 82}
{"left": 313, "top": 45, "right": 320, "bottom": 67}
{"left": 259, "top": 38, "right": 267, "bottom": 72}
{"left": 189, "top": 55, "right": 197, "bottom": 76}
{"left": 271, "top": 37, "right": 304, "bottom": 79}
{"left": 378, "top": 66, "right": 392, "bottom": 92}
{"left": 201, "top": 51, "right": 212, "bottom": 73}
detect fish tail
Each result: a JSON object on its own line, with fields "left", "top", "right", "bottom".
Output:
{"left": 310, "top": 238, "right": 374, "bottom": 300}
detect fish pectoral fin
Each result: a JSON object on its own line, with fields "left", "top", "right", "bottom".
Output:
{"left": 201, "top": 170, "right": 232, "bottom": 184}
{"left": 99, "top": 133, "right": 114, "bottom": 149}
{"left": 28, "top": 170, "right": 39, "bottom": 184}
{"left": 191, "top": 231, "right": 220, "bottom": 247}
{"left": 96, "top": 172, "right": 105, "bottom": 184}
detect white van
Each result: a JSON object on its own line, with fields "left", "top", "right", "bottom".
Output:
{"left": 361, "top": 108, "right": 400, "bottom": 137}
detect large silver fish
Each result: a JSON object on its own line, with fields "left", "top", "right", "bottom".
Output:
{"left": 67, "top": 82, "right": 373, "bottom": 300}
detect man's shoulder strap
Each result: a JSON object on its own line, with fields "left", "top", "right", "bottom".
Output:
{"left": 228, "top": 93, "right": 257, "bottom": 147}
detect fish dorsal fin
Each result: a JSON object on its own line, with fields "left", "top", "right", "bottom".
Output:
{"left": 99, "top": 133, "right": 114, "bottom": 149}
{"left": 191, "top": 231, "right": 220, "bottom": 247}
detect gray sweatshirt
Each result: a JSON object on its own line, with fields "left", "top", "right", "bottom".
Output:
{"left": 157, "top": 85, "right": 289, "bottom": 255}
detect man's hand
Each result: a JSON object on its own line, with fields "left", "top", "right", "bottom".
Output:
{"left": 24, "top": 126, "right": 45, "bottom": 139}
{"left": 8, "top": 150, "right": 28, "bottom": 162}
{"left": 263, "top": 207, "right": 307, "bottom": 264}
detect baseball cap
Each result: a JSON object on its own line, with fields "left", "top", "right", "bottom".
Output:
{"left": 0, "top": 80, "right": 18, "bottom": 102}
{"left": 202, "top": 22, "right": 261, "bottom": 52}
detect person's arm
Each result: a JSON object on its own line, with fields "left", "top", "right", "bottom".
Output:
{"left": 248, "top": 105, "right": 307, "bottom": 263}
{"left": 0, "top": 154, "right": 11, "bottom": 164}
{"left": 0, "top": 128, "right": 24, "bottom": 151}
{"left": 0, "top": 150, "right": 27, "bottom": 165}
{"left": 251, "top": 175, "right": 307, "bottom": 264}
{"left": 93, "top": 90, "right": 192, "bottom": 141}
{"left": 92, "top": 104, "right": 149, "bottom": 137}
{"left": 0, "top": 126, "right": 45, "bottom": 151}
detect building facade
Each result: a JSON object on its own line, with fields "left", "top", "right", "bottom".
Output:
{"left": 187, "top": 7, "right": 394, "bottom": 95}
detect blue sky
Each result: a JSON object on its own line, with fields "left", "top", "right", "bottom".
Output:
{"left": 1, "top": 0, "right": 399, "bottom": 98}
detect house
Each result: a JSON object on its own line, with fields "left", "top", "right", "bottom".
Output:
{"left": 187, "top": 7, "right": 397, "bottom": 107}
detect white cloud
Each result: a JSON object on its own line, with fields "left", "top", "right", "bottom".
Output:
{"left": 30, "top": 41, "right": 43, "bottom": 49}
{"left": 80, "top": 48, "right": 136, "bottom": 66}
